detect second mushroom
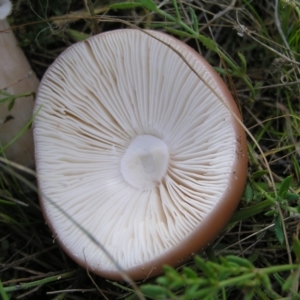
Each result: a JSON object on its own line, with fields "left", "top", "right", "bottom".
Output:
{"left": 0, "top": 0, "right": 39, "bottom": 167}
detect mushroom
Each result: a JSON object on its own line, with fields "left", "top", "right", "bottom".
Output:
{"left": 0, "top": 0, "right": 39, "bottom": 167}
{"left": 34, "top": 29, "right": 247, "bottom": 280}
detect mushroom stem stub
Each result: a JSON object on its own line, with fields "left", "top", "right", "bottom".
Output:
{"left": 120, "top": 135, "right": 169, "bottom": 189}
{"left": 0, "top": 0, "right": 39, "bottom": 167}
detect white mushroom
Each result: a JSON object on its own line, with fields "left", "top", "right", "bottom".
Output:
{"left": 0, "top": 0, "right": 39, "bottom": 167}
{"left": 34, "top": 29, "right": 247, "bottom": 280}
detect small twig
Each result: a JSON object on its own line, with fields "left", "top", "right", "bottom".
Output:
{"left": 83, "top": 251, "right": 109, "bottom": 300}
{"left": 199, "top": 0, "right": 237, "bottom": 32}
{"left": 84, "top": 0, "right": 101, "bottom": 34}
{"left": 216, "top": 217, "right": 292, "bottom": 255}
{"left": 47, "top": 289, "right": 96, "bottom": 294}
{"left": 3, "top": 271, "right": 76, "bottom": 293}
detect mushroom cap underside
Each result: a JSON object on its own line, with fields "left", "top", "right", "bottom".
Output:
{"left": 34, "top": 29, "right": 247, "bottom": 280}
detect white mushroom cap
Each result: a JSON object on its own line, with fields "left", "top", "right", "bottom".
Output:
{"left": 34, "top": 29, "right": 247, "bottom": 280}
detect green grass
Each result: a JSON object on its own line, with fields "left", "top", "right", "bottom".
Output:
{"left": 1, "top": 0, "right": 300, "bottom": 299}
